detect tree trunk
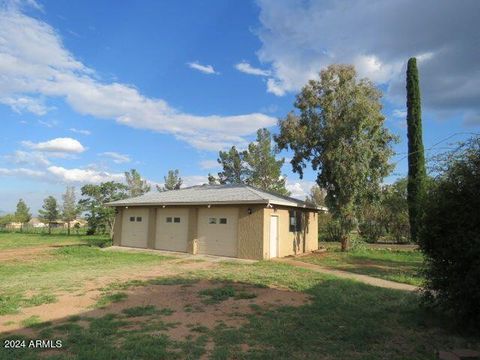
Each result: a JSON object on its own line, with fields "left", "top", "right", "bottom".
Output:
{"left": 340, "top": 235, "right": 349, "bottom": 252}
{"left": 67, "top": 222, "right": 70, "bottom": 236}
{"left": 48, "top": 223, "right": 51, "bottom": 235}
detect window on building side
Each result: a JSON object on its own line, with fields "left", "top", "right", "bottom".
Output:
{"left": 174, "top": 217, "right": 181, "bottom": 223}
{"left": 136, "top": 217, "right": 142, "bottom": 222}
{"left": 219, "top": 218, "right": 227, "bottom": 224}
{"left": 129, "top": 216, "right": 135, "bottom": 222}
{"left": 289, "top": 210, "right": 302, "bottom": 232}
{"left": 166, "top": 217, "right": 172, "bottom": 223}
{"left": 208, "top": 218, "right": 217, "bottom": 224}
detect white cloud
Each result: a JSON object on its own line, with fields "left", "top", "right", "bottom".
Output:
{"left": 100, "top": 151, "right": 131, "bottom": 164}
{"left": 69, "top": 128, "right": 91, "bottom": 135}
{"left": 286, "top": 179, "right": 316, "bottom": 200}
{"left": 37, "top": 119, "right": 58, "bottom": 128}
{"left": 22, "top": 137, "right": 86, "bottom": 153}
{"left": 235, "top": 61, "right": 270, "bottom": 76}
{"left": 0, "top": 96, "right": 48, "bottom": 115}
{"left": 4, "top": 150, "right": 50, "bottom": 166}
{"left": 182, "top": 175, "right": 208, "bottom": 187}
{"left": 0, "top": 167, "right": 44, "bottom": 177}
{"left": 47, "top": 166, "right": 123, "bottom": 183}
{"left": 199, "top": 160, "right": 219, "bottom": 169}
{"left": 0, "top": 8, "right": 275, "bottom": 150}
{"left": 255, "top": 0, "right": 480, "bottom": 124}
{"left": 187, "top": 61, "right": 218, "bottom": 75}
{"left": 392, "top": 109, "right": 407, "bottom": 118}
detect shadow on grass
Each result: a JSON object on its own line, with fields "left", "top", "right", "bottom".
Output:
{"left": 0, "top": 272, "right": 478, "bottom": 359}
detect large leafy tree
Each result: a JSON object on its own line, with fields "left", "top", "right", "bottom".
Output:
{"left": 207, "top": 173, "right": 218, "bottom": 185}
{"left": 305, "top": 185, "right": 327, "bottom": 207}
{"left": 406, "top": 57, "right": 427, "bottom": 242}
{"left": 216, "top": 146, "right": 249, "bottom": 185}
{"left": 38, "top": 196, "right": 59, "bottom": 235}
{"left": 157, "top": 169, "right": 183, "bottom": 191}
{"left": 276, "top": 64, "right": 396, "bottom": 251}
{"left": 125, "top": 169, "right": 151, "bottom": 197}
{"left": 381, "top": 178, "right": 410, "bottom": 242}
{"left": 62, "top": 186, "right": 79, "bottom": 236}
{"left": 79, "top": 182, "right": 128, "bottom": 235}
{"left": 14, "top": 198, "right": 31, "bottom": 231}
{"left": 244, "top": 128, "right": 289, "bottom": 196}
{"left": 0, "top": 214, "right": 15, "bottom": 227}
{"left": 211, "top": 130, "right": 289, "bottom": 195}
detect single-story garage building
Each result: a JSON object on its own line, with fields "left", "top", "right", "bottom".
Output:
{"left": 107, "top": 184, "right": 322, "bottom": 260}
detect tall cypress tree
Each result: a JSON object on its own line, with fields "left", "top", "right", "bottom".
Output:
{"left": 406, "top": 57, "right": 426, "bottom": 242}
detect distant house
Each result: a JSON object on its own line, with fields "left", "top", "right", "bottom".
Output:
{"left": 107, "top": 184, "right": 321, "bottom": 260}
{"left": 6, "top": 222, "right": 23, "bottom": 230}
{"left": 28, "top": 217, "right": 46, "bottom": 228}
{"left": 63, "top": 219, "right": 87, "bottom": 229}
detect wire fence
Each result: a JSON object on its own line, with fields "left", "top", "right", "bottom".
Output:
{"left": 0, "top": 226, "right": 88, "bottom": 236}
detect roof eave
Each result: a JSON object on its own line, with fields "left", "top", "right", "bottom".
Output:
{"left": 106, "top": 199, "right": 269, "bottom": 207}
{"left": 106, "top": 199, "right": 320, "bottom": 210}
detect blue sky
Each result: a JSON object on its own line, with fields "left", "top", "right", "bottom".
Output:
{"left": 0, "top": 0, "right": 479, "bottom": 213}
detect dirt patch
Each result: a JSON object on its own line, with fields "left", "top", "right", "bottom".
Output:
{"left": 0, "top": 256, "right": 308, "bottom": 337}
{"left": 0, "top": 242, "right": 83, "bottom": 262}
{"left": 0, "top": 247, "right": 52, "bottom": 262}
{"left": 1, "top": 277, "right": 310, "bottom": 359}
{"left": 79, "top": 280, "right": 310, "bottom": 341}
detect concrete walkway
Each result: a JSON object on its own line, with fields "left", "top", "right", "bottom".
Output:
{"left": 275, "top": 258, "right": 419, "bottom": 292}
{"left": 106, "top": 245, "right": 257, "bottom": 264}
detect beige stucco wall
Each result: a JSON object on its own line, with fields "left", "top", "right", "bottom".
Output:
{"left": 112, "top": 208, "right": 123, "bottom": 246}
{"left": 112, "top": 204, "right": 317, "bottom": 260}
{"left": 264, "top": 206, "right": 318, "bottom": 258}
{"left": 237, "top": 205, "right": 266, "bottom": 260}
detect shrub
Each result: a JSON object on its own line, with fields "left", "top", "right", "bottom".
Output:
{"left": 320, "top": 220, "right": 343, "bottom": 242}
{"left": 358, "top": 204, "right": 385, "bottom": 243}
{"left": 419, "top": 137, "right": 480, "bottom": 330}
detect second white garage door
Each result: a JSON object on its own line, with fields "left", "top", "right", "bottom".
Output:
{"left": 197, "top": 207, "right": 238, "bottom": 257}
{"left": 155, "top": 208, "right": 189, "bottom": 252}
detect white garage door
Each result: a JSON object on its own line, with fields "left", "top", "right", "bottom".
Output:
{"left": 155, "top": 208, "right": 189, "bottom": 252}
{"left": 197, "top": 207, "right": 238, "bottom": 257}
{"left": 121, "top": 208, "right": 149, "bottom": 248}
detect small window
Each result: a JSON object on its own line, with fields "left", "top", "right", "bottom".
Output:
{"left": 166, "top": 217, "right": 172, "bottom": 223}
{"left": 208, "top": 218, "right": 217, "bottom": 224}
{"left": 289, "top": 210, "right": 296, "bottom": 232}
{"left": 136, "top": 217, "right": 142, "bottom": 222}
{"left": 174, "top": 217, "right": 181, "bottom": 223}
{"left": 289, "top": 210, "right": 302, "bottom": 232}
{"left": 219, "top": 218, "right": 227, "bottom": 224}
{"left": 129, "top": 216, "right": 135, "bottom": 222}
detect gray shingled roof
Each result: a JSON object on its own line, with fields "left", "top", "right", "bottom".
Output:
{"left": 107, "top": 184, "right": 320, "bottom": 210}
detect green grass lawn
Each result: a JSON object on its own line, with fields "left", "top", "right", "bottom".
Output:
{"left": 299, "top": 242, "right": 425, "bottom": 286}
{"left": 1, "top": 261, "right": 479, "bottom": 359}
{"left": 0, "top": 234, "right": 173, "bottom": 315}
{"left": 0, "top": 232, "right": 106, "bottom": 250}
{"left": 0, "top": 234, "right": 478, "bottom": 359}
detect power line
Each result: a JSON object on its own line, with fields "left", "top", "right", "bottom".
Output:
{"left": 392, "top": 132, "right": 479, "bottom": 165}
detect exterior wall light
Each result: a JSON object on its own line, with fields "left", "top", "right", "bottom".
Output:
{"left": 247, "top": 208, "right": 252, "bottom": 215}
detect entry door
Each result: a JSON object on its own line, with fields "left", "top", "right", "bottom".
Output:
{"left": 269, "top": 216, "right": 278, "bottom": 258}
